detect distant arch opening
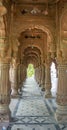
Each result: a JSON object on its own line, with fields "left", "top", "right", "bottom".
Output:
{"left": 27, "top": 64, "right": 35, "bottom": 78}
{"left": 50, "top": 62, "right": 58, "bottom": 97}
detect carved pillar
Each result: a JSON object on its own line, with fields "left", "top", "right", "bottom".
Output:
{"left": 44, "top": 52, "right": 52, "bottom": 98}
{"left": 35, "top": 67, "right": 38, "bottom": 82}
{"left": 18, "top": 64, "right": 21, "bottom": 86}
{"left": 45, "top": 63, "right": 52, "bottom": 98}
{"left": 10, "top": 66, "right": 19, "bottom": 97}
{"left": 35, "top": 67, "right": 38, "bottom": 83}
{"left": 20, "top": 63, "right": 27, "bottom": 88}
{"left": 35, "top": 67, "right": 39, "bottom": 83}
{"left": 18, "top": 64, "right": 21, "bottom": 93}
{"left": 0, "top": 62, "right": 10, "bottom": 122}
{"left": 20, "top": 64, "right": 24, "bottom": 83}
{"left": 22, "top": 64, "right": 26, "bottom": 82}
{"left": 41, "top": 64, "right": 45, "bottom": 91}
{"left": 38, "top": 65, "right": 42, "bottom": 86}
{"left": 55, "top": 64, "right": 67, "bottom": 123}
{"left": 0, "top": 1, "right": 11, "bottom": 123}
{"left": 24, "top": 65, "right": 27, "bottom": 81}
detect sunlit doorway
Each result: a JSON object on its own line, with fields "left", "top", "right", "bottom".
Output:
{"left": 27, "top": 64, "right": 35, "bottom": 78}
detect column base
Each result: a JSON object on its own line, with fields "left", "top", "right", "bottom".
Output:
{"left": 45, "top": 90, "right": 52, "bottom": 98}
{"left": 55, "top": 105, "right": 67, "bottom": 123}
{"left": 41, "top": 87, "right": 45, "bottom": 91}
{"left": 39, "top": 84, "right": 41, "bottom": 87}
{"left": 41, "top": 84, "right": 45, "bottom": 91}
{"left": 0, "top": 114, "right": 10, "bottom": 122}
{"left": 0, "top": 123, "right": 9, "bottom": 130}
{"left": 11, "top": 88, "right": 20, "bottom": 98}
{"left": 11, "top": 94, "right": 20, "bottom": 98}
{"left": 18, "top": 89, "right": 22, "bottom": 95}
{"left": 0, "top": 104, "right": 11, "bottom": 124}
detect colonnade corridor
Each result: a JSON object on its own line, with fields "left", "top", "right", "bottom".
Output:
{"left": 9, "top": 74, "right": 66, "bottom": 130}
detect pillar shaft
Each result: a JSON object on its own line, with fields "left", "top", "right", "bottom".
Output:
{"left": 20, "top": 64, "right": 23, "bottom": 83}
{"left": 35, "top": 67, "right": 38, "bottom": 83}
{"left": 0, "top": 62, "right": 10, "bottom": 122}
{"left": 18, "top": 64, "right": 21, "bottom": 86}
{"left": 41, "top": 64, "right": 45, "bottom": 91}
{"left": 0, "top": 1, "right": 11, "bottom": 124}
{"left": 18, "top": 64, "right": 22, "bottom": 93}
{"left": 45, "top": 64, "right": 52, "bottom": 98}
{"left": 10, "top": 66, "right": 19, "bottom": 97}
{"left": 38, "top": 66, "right": 41, "bottom": 86}
{"left": 55, "top": 64, "right": 67, "bottom": 123}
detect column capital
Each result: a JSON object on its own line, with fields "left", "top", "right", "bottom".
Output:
{"left": 57, "top": 50, "right": 67, "bottom": 65}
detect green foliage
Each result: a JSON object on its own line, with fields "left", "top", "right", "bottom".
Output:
{"left": 27, "top": 64, "right": 35, "bottom": 77}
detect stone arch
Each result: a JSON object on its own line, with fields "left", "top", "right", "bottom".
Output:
{"left": 17, "top": 23, "right": 54, "bottom": 54}
{"left": 18, "top": 23, "right": 53, "bottom": 43}
{"left": 23, "top": 46, "right": 41, "bottom": 64}
{"left": 24, "top": 46, "right": 41, "bottom": 55}
{"left": 17, "top": 24, "right": 54, "bottom": 65}
{"left": 21, "top": 43, "right": 43, "bottom": 58}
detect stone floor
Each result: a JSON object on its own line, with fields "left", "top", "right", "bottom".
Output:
{"left": 8, "top": 76, "right": 67, "bottom": 130}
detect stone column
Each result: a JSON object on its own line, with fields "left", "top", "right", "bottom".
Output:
{"left": 45, "top": 63, "right": 52, "bottom": 98}
{"left": 17, "top": 63, "right": 23, "bottom": 92}
{"left": 22, "top": 64, "right": 27, "bottom": 83}
{"left": 35, "top": 67, "right": 39, "bottom": 83}
{"left": 0, "top": 62, "right": 10, "bottom": 122}
{"left": 10, "top": 66, "right": 19, "bottom": 97}
{"left": 24, "top": 65, "right": 27, "bottom": 81}
{"left": 19, "top": 63, "right": 26, "bottom": 89}
{"left": 18, "top": 64, "right": 22, "bottom": 93}
{"left": 55, "top": 64, "right": 67, "bottom": 123}
{"left": 35, "top": 67, "right": 38, "bottom": 82}
{"left": 38, "top": 65, "right": 42, "bottom": 87}
{"left": 0, "top": 1, "right": 11, "bottom": 124}
{"left": 10, "top": 57, "right": 19, "bottom": 98}
{"left": 41, "top": 64, "right": 45, "bottom": 91}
